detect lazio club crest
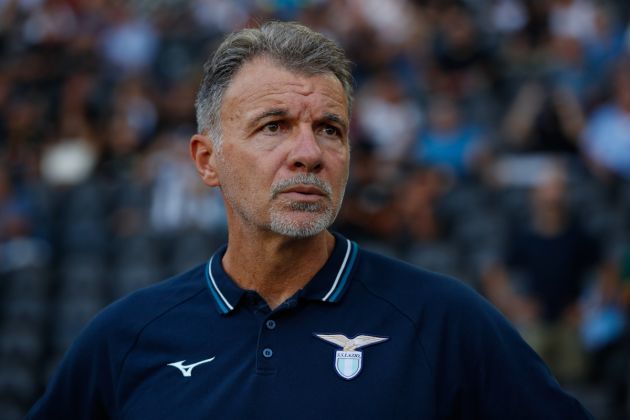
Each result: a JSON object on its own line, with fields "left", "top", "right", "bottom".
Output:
{"left": 314, "top": 333, "right": 389, "bottom": 380}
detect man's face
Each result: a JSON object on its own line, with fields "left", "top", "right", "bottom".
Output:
{"left": 208, "top": 57, "right": 350, "bottom": 238}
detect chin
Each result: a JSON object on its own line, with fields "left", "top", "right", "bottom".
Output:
{"left": 269, "top": 212, "right": 334, "bottom": 238}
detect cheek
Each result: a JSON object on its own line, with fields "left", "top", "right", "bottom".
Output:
{"left": 217, "top": 150, "right": 250, "bottom": 189}
{"left": 328, "top": 149, "right": 350, "bottom": 179}
{"left": 228, "top": 150, "right": 282, "bottom": 190}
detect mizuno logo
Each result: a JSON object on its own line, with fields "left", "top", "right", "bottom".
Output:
{"left": 167, "top": 357, "right": 215, "bottom": 377}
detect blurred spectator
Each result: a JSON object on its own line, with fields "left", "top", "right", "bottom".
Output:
{"left": 110, "top": 77, "right": 157, "bottom": 143}
{"left": 548, "top": 0, "right": 598, "bottom": 44}
{"left": 582, "top": 4, "right": 627, "bottom": 98}
{"left": 501, "top": 81, "right": 584, "bottom": 153}
{"left": 580, "top": 59, "right": 630, "bottom": 182}
{"left": 0, "top": 164, "right": 48, "bottom": 273}
{"left": 428, "top": 2, "right": 499, "bottom": 108}
{"left": 22, "top": 0, "right": 77, "bottom": 46}
{"left": 482, "top": 164, "right": 611, "bottom": 383}
{"left": 396, "top": 166, "right": 462, "bottom": 278}
{"left": 354, "top": 70, "right": 422, "bottom": 164}
{"left": 398, "top": 165, "right": 452, "bottom": 244}
{"left": 0, "top": 167, "right": 33, "bottom": 245}
{"left": 580, "top": 240, "right": 628, "bottom": 419}
{"left": 413, "top": 95, "right": 488, "bottom": 179}
{"left": 346, "top": 0, "right": 417, "bottom": 48}
{"left": 100, "top": 4, "right": 159, "bottom": 77}
{"left": 547, "top": 33, "right": 589, "bottom": 99}
{"left": 148, "top": 131, "right": 226, "bottom": 233}
{"left": 335, "top": 144, "right": 401, "bottom": 246}
{"left": 490, "top": 0, "right": 528, "bottom": 35}
{"left": 190, "top": 0, "right": 251, "bottom": 33}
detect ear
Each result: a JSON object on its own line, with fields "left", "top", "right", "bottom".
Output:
{"left": 190, "top": 134, "right": 220, "bottom": 187}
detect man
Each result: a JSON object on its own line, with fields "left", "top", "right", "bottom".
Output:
{"left": 28, "top": 22, "right": 592, "bottom": 419}
{"left": 483, "top": 165, "right": 609, "bottom": 383}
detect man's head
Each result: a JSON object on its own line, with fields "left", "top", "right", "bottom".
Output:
{"left": 195, "top": 21, "right": 353, "bottom": 146}
{"left": 191, "top": 22, "right": 353, "bottom": 239}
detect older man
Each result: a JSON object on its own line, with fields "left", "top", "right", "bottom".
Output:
{"left": 28, "top": 22, "right": 592, "bottom": 419}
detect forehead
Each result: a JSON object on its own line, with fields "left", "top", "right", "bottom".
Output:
{"left": 220, "top": 57, "right": 349, "bottom": 122}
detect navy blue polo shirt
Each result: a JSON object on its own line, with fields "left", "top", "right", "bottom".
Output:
{"left": 28, "top": 233, "right": 592, "bottom": 419}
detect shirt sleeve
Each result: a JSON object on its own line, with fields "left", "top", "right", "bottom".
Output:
{"left": 26, "top": 310, "right": 119, "bottom": 419}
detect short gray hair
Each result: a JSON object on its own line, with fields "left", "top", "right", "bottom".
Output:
{"left": 195, "top": 21, "right": 353, "bottom": 144}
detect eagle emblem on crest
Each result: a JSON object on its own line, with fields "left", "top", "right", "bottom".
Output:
{"left": 314, "top": 333, "right": 389, "bottom": 380}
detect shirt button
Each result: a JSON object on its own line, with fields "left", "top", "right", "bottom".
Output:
{"left": 262, "top": 348, "right": 273, "bottom": 358}
{"left": 265, "top": 320, "right": 276, "bottom": 330}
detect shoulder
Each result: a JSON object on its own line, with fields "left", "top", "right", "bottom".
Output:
{"left": 70, "top": 263, "right": 208, "bottom": 374}
{"left": 26, "top": 264, "right": 209, "bottom": 419}
{"left": 350, "top": 247, "right": 530, "bottom": 375}
{"left": 348, "top": 246, "right": 594, "bottom": 419}
{"left": 66, "top": 263, "right": 208, "bottom": 371}
{"left": 352, "top": 248, "right": 496, "bottom": 326}
{"left": 88, "top": 264, "right": 207, "bottom": 342}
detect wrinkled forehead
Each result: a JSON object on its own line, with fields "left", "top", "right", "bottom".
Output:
{"left": 221, "top": 57, "right": 349, "bottom": 121}
{"left": 226, "top": 55, "right": 347, "bottom": 103}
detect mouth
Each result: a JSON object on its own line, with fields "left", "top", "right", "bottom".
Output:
{"left": 271, "top": 175, "right": 334, "bottom": 203}
{"left": 283, "top": 185, "right": 326, "bottom": 196}
{"left": 278, "top": 185, "right": 328, "bottom": 201}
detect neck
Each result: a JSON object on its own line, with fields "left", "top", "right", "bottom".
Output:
{"left": 222, "top": 226, "right": 335, "bottom": 310}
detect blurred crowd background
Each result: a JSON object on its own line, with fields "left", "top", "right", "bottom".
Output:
{"left": 0, "top": 0, "right": 629, "bottom": 418}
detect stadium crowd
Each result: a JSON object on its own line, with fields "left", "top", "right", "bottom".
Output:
{"left": 0, "top": 0, "right": 628, "bottom": 418}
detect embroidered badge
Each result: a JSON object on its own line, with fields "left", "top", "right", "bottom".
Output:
{"left": 314, "top": 334, "right": 389, "bottom": 380}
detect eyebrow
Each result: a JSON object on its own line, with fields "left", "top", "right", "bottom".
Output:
{"left": 322, "top": 112, "right": 348, "bottom": 133}
{"left": 245, "top": 108, "right": 348, "bottom": 133}
{"left": 246, "top": 108, "right": 288, "bottom": 131}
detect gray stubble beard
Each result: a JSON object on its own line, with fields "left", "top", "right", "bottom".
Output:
{"left": 217, "top": 152, "right": 347, "bottom": 238}
{"left": 269, "top": 173, "right": 345, "bottom": 238}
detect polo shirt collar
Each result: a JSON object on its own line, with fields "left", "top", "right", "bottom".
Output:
{"left": 204, "top": 232, "right": 359, "bottom": 314}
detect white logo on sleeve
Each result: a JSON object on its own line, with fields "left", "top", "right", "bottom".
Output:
{"left": 167, "top": 357, "right": 215, "bottom": 377}
{"left": 314, "top": 334, "right": 389, "bottom": 380}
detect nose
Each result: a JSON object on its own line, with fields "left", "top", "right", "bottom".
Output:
{"left": 287, "top": 125, "right": 323, "bottom": 172}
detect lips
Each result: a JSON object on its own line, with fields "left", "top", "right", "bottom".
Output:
{"left": 277, "top": 186, "right": 329, "bottom": 203}
{"left": 270, "top": 175, "right": 333, "bottom": 200}
{"left": 282, "top": 185, "right": 326, "bottom": 196}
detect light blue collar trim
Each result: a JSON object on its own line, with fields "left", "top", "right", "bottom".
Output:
{"left": 321, "top": 239, "right": 358, "bottom": 303}
{"left": 205, "top": 255, "right": 233, "bottom": 314}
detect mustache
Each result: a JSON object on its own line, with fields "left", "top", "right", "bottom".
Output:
{"left": 271, "top": 173, "right": 333, "bottom": 199}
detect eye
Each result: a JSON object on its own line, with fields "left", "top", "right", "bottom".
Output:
{"left": 262, "top": 122, "right": 281, "bottom": 133}
{"left": 320, "top": 125, "right": 341, "bottom": 138}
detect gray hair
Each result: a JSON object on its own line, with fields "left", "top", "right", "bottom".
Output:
{"left": 195, "top": 21, "right": 354, "bottom": 144}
